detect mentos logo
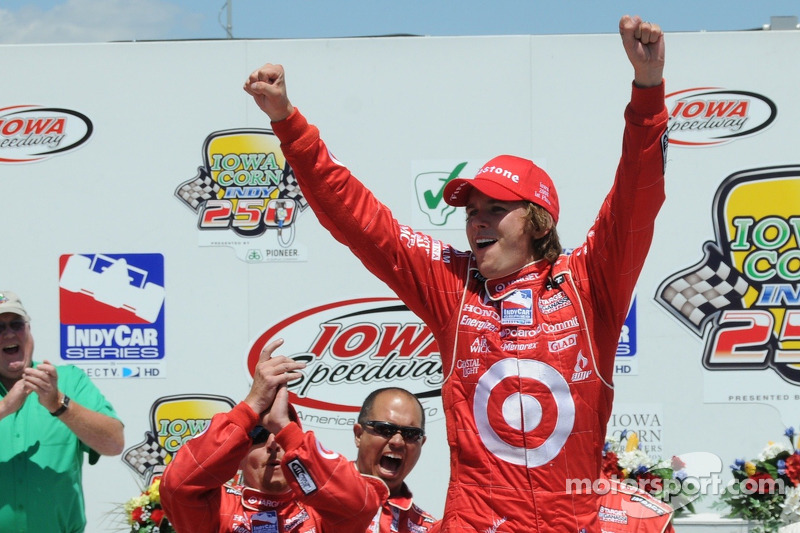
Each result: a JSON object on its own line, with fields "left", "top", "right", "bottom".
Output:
{"left": 0, "top": 105, "right": 92, "bottom": 163}
{"left": 246, "top": 298, "right": 444, "bottom": 429}
{"left": 59, "top": 253, "right": 166, "bottom": 371}
{"left": 666, "top": 88, "right": 776, "bottom": 147}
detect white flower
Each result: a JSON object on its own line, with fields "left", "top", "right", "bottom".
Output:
{"left": 605, "top": 435, "right": 622, "bottom": 454}
{"left": 781, "top": 486, "right": 800, "bottom": 524}
{"left": 652, "top": 458, "right": 670, "bottom": 470}
{"left": 757, "top": 441, "right": 793, "bottom": 462}
{"left": 618, "top": 449, "right": 654, "bottom": 472}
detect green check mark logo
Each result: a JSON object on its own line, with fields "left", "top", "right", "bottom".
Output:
{"left": 423, "top": 161, "right": 468, "bottom": 210}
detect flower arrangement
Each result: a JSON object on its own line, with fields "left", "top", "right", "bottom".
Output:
{"left": 603, "top": 430, "right": 697, "bottom": 515}
{"left": 123, "top": 476, "right": 175, "bottom": 533}
{"left": 716, "top": 427, "right": 800, "bottom": 533}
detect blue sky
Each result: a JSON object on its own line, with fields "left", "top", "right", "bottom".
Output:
{"left": 1, "top": 0, "right": 798, "bottom": 44}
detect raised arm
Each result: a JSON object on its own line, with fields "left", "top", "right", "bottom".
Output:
{"left": 160, "top": 344, "right": 305, "bottom": 532}
{"left": 619, "top": 15, "right": 665, "bottom": 88}
{"left": 243, "top": 63, "right": 295, "bottom": 122}
{"left": 241, "top": 63, "right": 469, "bottom": 337}
{"left": 576, "top": 16, "right": 669, "bottom": 383}
{"left": 276, "top": 421, "right": 389, "bottom": 533}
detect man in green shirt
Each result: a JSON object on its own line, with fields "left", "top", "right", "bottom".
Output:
{"left": 0, "top": 290, "right": 124, "bottom": 532}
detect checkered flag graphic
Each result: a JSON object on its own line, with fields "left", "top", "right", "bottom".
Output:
{"left": 123, "top": 431, "right": 170, "bottom": 481}
{"left": 175, "top": 168, "right": 221, "bottom": 212}
{"left": 277, "top": 164, "right": 308, "bottom": 211}
{"left": 656, "top": 241, "right": 754, "bottom": 336}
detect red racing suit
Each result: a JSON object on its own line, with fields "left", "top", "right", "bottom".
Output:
{"left": 367, "top": 482, "right": 438, "bottom": 533}
{"left": 271, "top": 82, "right": 668, "bottom": 532}
{"left": 598, "top": 479, "right": 675, "bottom": 533}
{"left": 161, "top": 402, "right": 388, "bottom": 533}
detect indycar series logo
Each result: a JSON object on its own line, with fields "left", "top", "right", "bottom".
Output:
{"left": 0, "top": 105, "right": 93, "bottom": 163}
{"left": 175, "top": 129, "right": 309, "bottom": 262}
{"left": 246, "top": 298, "right": 444, "bottom": 429}
{"left": 59, "top": 253, "right": 166, "bottom": 378}
{"left": 655, "top": 166, "right": 800, "bottom": 384}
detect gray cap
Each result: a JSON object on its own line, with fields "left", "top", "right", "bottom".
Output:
{"left": 0, "top": 291, "right": 30, "bottom": 320}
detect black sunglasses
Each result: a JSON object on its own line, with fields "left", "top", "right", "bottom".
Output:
{"left": 0, "top": 320, "right": 26, "bottom": 334}
{"left": 363, "top": 420, "right": 425, "bottom": 443}
{"left": 249, "top": 425, "right": 270, "bottom": 445}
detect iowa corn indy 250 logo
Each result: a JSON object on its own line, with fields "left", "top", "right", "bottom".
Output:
{"left": 175, "top": 129, "right": 308, "bottom": 247}
{"left": 656, "top": 165, "right": 800, "bottom": 384}
{"left": 122, "top": 394, "right": 234, "bottom": 483}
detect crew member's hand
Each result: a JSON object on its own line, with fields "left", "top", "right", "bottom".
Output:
{"left": 1, "top": 379, "right": 28, "bottom": 417}
{"left": 243, "top": 63, "right": 295, "bottom": 121}
{"left": 244, "top": 338, "right": 305, "bottom": 416}
{"left": 264, "top": 384, "right": 291, "bottom": 435}
{"left": 619, "top": 15, "right": 664, "bottom": 88}
{"left": 22, "top": 359, "right": 61, "bottom": 412}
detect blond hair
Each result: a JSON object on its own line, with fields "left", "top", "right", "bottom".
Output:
{"left": 525, "top": 203, "right": 562, "bottom": 264}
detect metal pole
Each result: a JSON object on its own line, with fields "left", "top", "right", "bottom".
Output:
{"left": 227, "top": 0, "right": 233, "bottom": 38}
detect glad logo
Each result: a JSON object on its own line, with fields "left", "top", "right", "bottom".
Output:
{"left": 548, "top": 334, "right": 577, "bottom": 352}
{"left": 666, "top": 88, "right": 776, "bottom": 147}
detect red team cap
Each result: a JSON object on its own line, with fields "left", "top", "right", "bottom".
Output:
{"left": 443, "top": 155, "right": 560, "bottom": 223}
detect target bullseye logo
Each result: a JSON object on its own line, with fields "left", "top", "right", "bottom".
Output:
{"left": 474, "top": 358, "right": 575, "bottom": 466}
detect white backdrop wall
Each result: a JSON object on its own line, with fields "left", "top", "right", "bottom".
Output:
{"left": 1, "top": 28, "right": 799, "bottom": 531}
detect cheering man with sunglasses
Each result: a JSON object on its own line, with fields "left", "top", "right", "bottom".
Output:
{"left": 0, "top": 290, "right": 124, "bottom": 532}
{"left": 354, "top": 388, "right": 438, "bottom": 532}
{"left": 161, "top": 338, "right": 390, "bottom": 533}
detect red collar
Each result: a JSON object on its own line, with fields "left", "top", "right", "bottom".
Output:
{"left": 484, "top": 260, "right": 550, "bottom": 300}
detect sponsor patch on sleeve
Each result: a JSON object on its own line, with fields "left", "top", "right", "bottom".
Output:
{"left": 287, "top": 458, "right": 318, "bottom": 495}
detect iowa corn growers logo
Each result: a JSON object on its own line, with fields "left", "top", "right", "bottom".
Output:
{"left": 656, "top": 166, "right": 800, "bottom": 384}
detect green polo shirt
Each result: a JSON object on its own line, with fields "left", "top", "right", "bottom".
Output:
{"left": 0, "top": 362, "right": 120, "bottom": 533}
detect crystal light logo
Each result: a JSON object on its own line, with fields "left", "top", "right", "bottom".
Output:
{"left": 0, "top": 105, "right": 93, "bottom": 163}
{"left": 246, "top": 298, "right": 444, "bottom": 429}
{"left": 655, "top": 165, "right": 800, "bottom": 384}
{"left": 666, "top": 88, "right": 776, "bottom": 147}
